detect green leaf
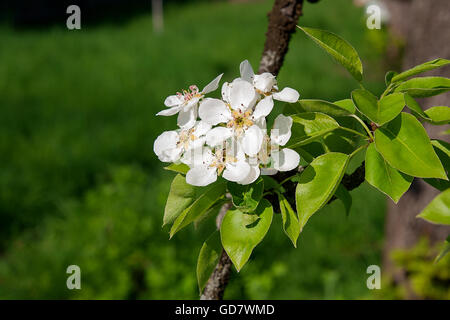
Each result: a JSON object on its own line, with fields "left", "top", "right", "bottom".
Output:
{"left": 298, "top": 26, "right": 363, "bottom": 81}
{"left": 425, "top": 106, "right": 450, "bottom": 125}
{"left": 374, "top": 113, "right": 447, "bottom": 179}
{"left": 333, "top": 99, "right": 357, "bottom": 114}
{"left": 170, "top": 182, "right": 226, "bottom": 238}
{"left": 228, "top": 178, "right": 264, "bottom": 213}
{"left": 292, "top": 99, "right": 354, "bottom": 117}
{"left": 295, "top": 152, "right": 349, "bottom": 232}
{"left": 417, "top": 189, "right": 450, "bottom": 225}
{"left": 385, "top": 71, "right": 398, "bottom": 85}
{"left": 405, "top": 96, "right": 450, "bottom": 125}
{"left": 278, "top": 193, "right": 300, "bottom": 247}
{"left": 394, "top": 76, "right": 450, "bottom": 98}
{"left": 334, "top": 184, "right": 352, "bottom": 216}
{"left": 365, "top": 143, "right": 413, "bottom": 203}
{"left": 351, "top": 89, "right": 405, "bottom": 125}
{"left": 287, "top": 112, "right": 340, "bottom": 148}
{"left": 163, "top": 174, "right": 198, "bottom": 226}
{"left": 164, "top": 163, "right": 190, "bottom": 174}
{"left": 391, "top": 58, "right": 450, "bottom": 83}
{"left": 435, "top": 236, "right": 450, "bottom": 263}
{"left": 220, "top": 199, "right": 273, "bottom": 271}
{"left": 197, "top": 231, "right": 222, "bottom": 294}
{"left": 404, "top": 93, "right": 430, "bottom": 120}
{"left": 424, "top": 141, "right": 450, "bottom": 191}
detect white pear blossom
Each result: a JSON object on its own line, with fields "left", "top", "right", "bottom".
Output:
{"left": 156, "top": 73, "right": 223, "bottom": 129}
{"left": 153, "top": 121, "right": 211, "bottom": 163}
{"left": 239, "top": 60, "right": 300, "bottom": 103}
{"left": 153, "top": 60, "right": 301, "bottom": 187}
{"left": 258, "top": 114, "right": 300, "bottom": 174}
{"left": 185, "top": 140, "right": 251, "bottom": 187}
{"left": 199, "top": 79, "right": 271, "bottom": 157}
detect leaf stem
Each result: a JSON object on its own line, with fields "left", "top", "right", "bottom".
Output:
{"left": 340, "top": 126, "right": 369, "bottom": 139}
{"left": 350, "top": 143, "right": 369, "bottom": 159}
{"left": 351, "top": 114, "right": 374, "bottom": 141}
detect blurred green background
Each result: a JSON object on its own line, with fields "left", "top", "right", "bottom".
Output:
{"left": 0, "top": 0, "right": 391, "bottom": 299}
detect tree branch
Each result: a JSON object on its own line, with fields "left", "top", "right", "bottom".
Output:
{"left": 200, "top": 0, "right": 323, "bottom": 300}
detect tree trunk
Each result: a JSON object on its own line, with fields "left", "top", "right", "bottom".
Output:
{"left": 382, "top": 0, "right": 450, "bottom": 298}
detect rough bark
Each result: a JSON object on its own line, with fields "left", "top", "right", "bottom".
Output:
{"left": 382, "top": 0, "right": 450, "bottom": 298}
{"left": 258, "top": 0, "right": 304, "bottom": 75}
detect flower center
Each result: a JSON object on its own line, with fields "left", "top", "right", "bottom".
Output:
{"left": 209, "top": 146, "right": 237, "bottom": 175}
{"left": 227, "top": 109, "right": 254, "bottom": 136}
{"left": 177, "top": 85, "right": 202, "bottom": 103}
{"left": 177, "top": 128, "right": 196, "bottom": 150}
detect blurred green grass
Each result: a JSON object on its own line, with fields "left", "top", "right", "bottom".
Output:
{"left": 0, "top": 0, "right": 387, "bottom": 299}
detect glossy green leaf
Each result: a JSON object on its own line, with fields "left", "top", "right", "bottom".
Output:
{"left": 333, "top": 99, "right": 357, "bottom": 114}
{"left": 228, "top": 178, "right": 264, "bottom": 213}
{"left": 424, "top": 140, "right": 450, "bottom": 191}
{"left": 163, "top": 174, "right": 197, "bottom": 226}
{"left": 278, "top": 193, "right": 300, "bottom": 247}
{"left": 435, "top": 236, "right": 450, "bottom": 263}
{"left": 292, "top": 99, "right": 353, "bottom": 117}
{"left": 385, "top": 71, "right": 398, "bottom": 85}
{"left": 404, "top": 93, "right": 430, "bottom": 120}
{"left": 374, "top": 113, "right": 447, "bottom": 179}
{"left": 335, "top": 184, "right": 352, "bottom": 216}
{"left": 351, "top": 89, "right": 405, "bottom": 125}
{"left": 296, "top": 152, "right": 349, "bottom": 232}
{"left": 391, "top": 58, "right": 450, "bottom": 83}
{"left": 164, "top": 163, "right": 190, "bottom": 175}
{"left": 417, "top": 189, "right": 450, "bottom": 225}
{"left": 425, "top": 106, "right": 450, "bottom": 125}
{"left": 394, "top": 76, "right": 450, "bottom": 98}
{"left": 197, "top": 231, "right": 222, "bottom": 294}
{"left": 365, "top": 143, "right": 413, "bottom": 203}
{"left": 170, "top": 182, "right": 226, "bottom": 238}
{"left": 287, "top": 112, "right": 340, "bottom": 148}
{"left": 221, "top": 199, "right": 273, "bottom": 271}
{"left": 298, "top": 26, "right": 363, "bottom": 81}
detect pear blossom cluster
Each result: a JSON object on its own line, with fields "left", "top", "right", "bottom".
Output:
{"left": 154, "top": 60, "right": 301, "bottom": 187}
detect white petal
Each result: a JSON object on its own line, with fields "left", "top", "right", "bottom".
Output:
{"left": 193, "top": 121, "right": 212, "bottom": 137}
{"left": 186, "top": 165, "right": 217, "bottom": 187}
{"left": 229, "top": 79, "right": 257, "bottom": 111}
{"left": 162, "top": 147, "right": 183, "bottom": 163}
{"left": 221, "top": 82, "right": 231, "bottom": 103}
{"left": 253, "top": 73, "right": 276, "bottom": 93}
{"left": 238, "top": 164, "right": 260, "bottom": 185}
{"left": 153, "top": 131, "right": 178, "bottom": 157}
{"left": 272, "top": 148, "right": 300, "bottom": 171}
{"left": 261, "top": 168, "right": 278, "bottom": 176}
{"left": 199, "top": 98, "right": 232, "bottom": 125}
{"left": 239, "top": 60, "right": 255, "bottom": 83}
{"left": 164, "top": 95, "right": 182, "bottom": 107}
{"left": 273, "top": 87, "right": 300, "bottom": 103}
{"left": 202, "top": 73, "right": 223, "bottom": 94}
{"left": 242, "top": 125, "right": 264, "bottom": 156}
{"left": 177, "top": 107, "right": 197, "bottom": 129}
{"left": 226, "top": 137, "right": 246, "bottom": 161}
{"left": 187, "top": 136, "right": 206, "bottom": 151}
{"left": 183, "top": 96, "right": 200, "bottom": 111}
{"left": 182, "top": 146, "right": 213, "bottom": 167}
{"left": 271, "top": 114, "right": 293, "bottom": 146}
{"left": 223, "top": 161, "right": 251, "bottom": 182}
{"left": 156, "top": 106, "right": 181, "bottom": 116}
{"left": 206, "top": 127, "right": 233, "bottom": 147}
{"left": 252, "top": 96, "right": 274, "bottom": 120}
